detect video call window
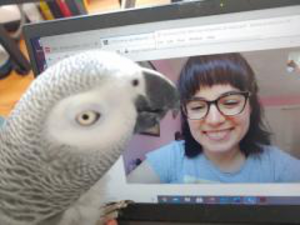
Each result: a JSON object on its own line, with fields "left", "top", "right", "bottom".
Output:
{"left": 123, "top": 48, "right": 300, "bottom": 184}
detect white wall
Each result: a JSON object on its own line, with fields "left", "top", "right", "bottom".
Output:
{"left": 264, "top": 105, "right": 300, "bottom": 158}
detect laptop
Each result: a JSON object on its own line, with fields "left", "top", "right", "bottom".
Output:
{"left": 23, "top": 0, "right": 300, "bottom": 223}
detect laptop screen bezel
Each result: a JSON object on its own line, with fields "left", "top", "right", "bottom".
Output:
{"left": 23, "top": 0, "right": 300, "bottom": 223}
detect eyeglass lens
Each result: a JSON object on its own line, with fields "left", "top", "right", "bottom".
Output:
{"left": 185, "top": 93, "right": 248, "bottom": 120}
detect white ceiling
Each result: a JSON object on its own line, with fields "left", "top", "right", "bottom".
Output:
{"left": 243, "top": 48, "right": 300, "bottom": 98}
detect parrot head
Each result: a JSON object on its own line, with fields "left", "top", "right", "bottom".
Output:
{"left": 4, "top": 50, "right": 179, "bottom": 154}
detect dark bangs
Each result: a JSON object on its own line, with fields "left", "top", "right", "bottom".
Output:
{"left": 178, "top": 53, "right": 256, "bottom": 102}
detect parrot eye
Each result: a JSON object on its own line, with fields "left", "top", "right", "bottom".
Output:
{"left": 132, "top": 79, "right": 139, "bottom": 87}
{"left": 76, "top": 110, "right": 101, "bottom": 126}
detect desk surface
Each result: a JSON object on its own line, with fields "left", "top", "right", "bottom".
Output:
{"left": 0, "top": 39, "right": 34, "bottom": 117}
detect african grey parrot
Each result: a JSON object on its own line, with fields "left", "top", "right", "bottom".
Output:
{"left": 0, "top": 50, "right": 179, "bottom": 225}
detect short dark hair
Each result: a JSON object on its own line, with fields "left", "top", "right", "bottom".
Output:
{"left": 178, "top": 53, "right": 271, "bottom": 158}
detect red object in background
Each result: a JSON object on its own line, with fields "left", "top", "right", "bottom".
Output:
{"left": 56, "top": 0, "right": 73, "bottom": 17}
{"left": 106, "top": 220, "right": 118, "bottom": 225}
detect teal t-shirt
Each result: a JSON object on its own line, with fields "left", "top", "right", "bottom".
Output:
{"left": 146, "top": 140, "right": 300, "bottom": 183}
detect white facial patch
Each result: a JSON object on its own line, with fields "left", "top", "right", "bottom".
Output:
{"left": 44, "top": 77, "right": 143, "bottom": 152}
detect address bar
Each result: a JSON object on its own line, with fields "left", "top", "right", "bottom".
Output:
{"left": 156, "top": 15, "right": 300, "bottom": 49}
{"left": 100, "top": 15, "right": 300, "bottom": 53}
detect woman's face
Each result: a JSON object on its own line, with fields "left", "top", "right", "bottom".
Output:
{"left": 187, "top": 84, "right": 251, "bottom": 155}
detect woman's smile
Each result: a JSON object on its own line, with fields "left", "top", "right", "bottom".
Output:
{"left": 203, "top": 127, "right": 234, "bottom": 142}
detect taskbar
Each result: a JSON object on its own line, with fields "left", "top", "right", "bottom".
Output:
{"left": 158, "top": 195, "right": 300, "bottom": 205}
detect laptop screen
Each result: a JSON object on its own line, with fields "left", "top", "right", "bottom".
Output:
{"left": 24, "top": 0, "right": 300, "bottom": 222}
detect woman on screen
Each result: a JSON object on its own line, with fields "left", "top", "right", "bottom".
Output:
{"left": 127, "top": 53, "right": 300, "bottom": 183}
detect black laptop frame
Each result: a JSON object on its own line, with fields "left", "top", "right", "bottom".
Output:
{"left": 23, "top": 0, "right": 300, "bottom": 224}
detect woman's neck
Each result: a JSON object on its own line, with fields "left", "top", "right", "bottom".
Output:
{"left": 203, "top": 147, "right": 246, "bottom": 173}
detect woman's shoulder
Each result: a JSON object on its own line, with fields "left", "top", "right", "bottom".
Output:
{"left": 162, "top": 140, "right": 185, "bottom": 149}
{"left": 258, "top": 145, "right": 300, "bottom": 182}
{"left": 147, "top": 140, "right": 185, "bottom": 158}
{"left": 145, "top": 140, "right": 186, "bottom": 183}
{"left": 258, "top": 145, "right": 299, "bottom": 163}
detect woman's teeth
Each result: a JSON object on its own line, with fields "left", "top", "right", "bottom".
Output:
{"left": 205, "top": 129, "right": 232, "bottom": 141}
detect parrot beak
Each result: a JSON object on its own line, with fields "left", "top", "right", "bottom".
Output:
{"left": 134, "top": 68, "right": 180, "bottom": 133}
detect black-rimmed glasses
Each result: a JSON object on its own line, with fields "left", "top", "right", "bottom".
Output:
{"left": 183, "top": 91, "right": 251, "bottom": 120}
